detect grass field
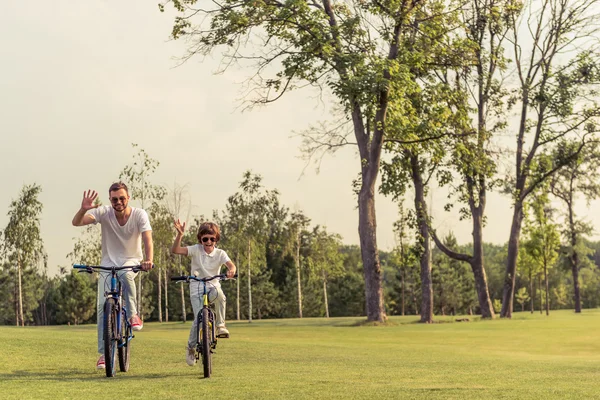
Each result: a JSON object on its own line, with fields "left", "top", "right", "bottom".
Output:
{"left": 2, "top": 310, "right": 600, "bottom": 399}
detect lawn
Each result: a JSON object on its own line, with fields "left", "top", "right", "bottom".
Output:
{"left": 1, "top": 310, "right": 600, "bottom": 399}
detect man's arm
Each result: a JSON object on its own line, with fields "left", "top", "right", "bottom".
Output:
{"left": 141, "top": 230, "right": 154, "bottom": 271}
{"left": 72, "top": 190, "right": 98, "bottom": 226}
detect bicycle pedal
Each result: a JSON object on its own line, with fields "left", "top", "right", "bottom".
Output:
{"left": 216, "top": 333, "right": 229, "bottom": 339}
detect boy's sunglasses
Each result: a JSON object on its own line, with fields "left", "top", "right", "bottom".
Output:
{"left": 110, "top": 196, "right": 127, "bottom": 204}
{"left": 202, "top": 237, "right": 216, "bottom": 243}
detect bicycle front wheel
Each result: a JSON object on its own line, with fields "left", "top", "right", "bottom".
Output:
{"left": 118, "top": 311, "right": 131, "bottom": 372}
{"left": 201, "top": 307, "right": 211, "bottom": 378}
{"left": 103, "top": 299, "right": 118, "bottom": 378}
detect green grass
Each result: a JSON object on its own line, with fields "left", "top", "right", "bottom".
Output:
{"left": 2, "top": 310, "right": 600, "bottom": 399}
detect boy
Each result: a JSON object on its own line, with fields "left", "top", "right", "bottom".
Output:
{"left": 171, "top": 220, "right": 236, "bottom": 366}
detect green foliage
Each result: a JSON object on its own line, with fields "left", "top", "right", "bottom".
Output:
{"left": 54, "top": 271, "right": 96, "bottom": 325}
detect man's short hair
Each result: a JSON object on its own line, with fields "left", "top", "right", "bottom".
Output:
{"left": 109, "top": 182, "right": 129, "bottom": 194}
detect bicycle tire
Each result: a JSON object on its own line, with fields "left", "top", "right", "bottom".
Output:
{"left": 118, "top": 311, "right": 131, "bottom": 372}
{"left": 201, "top": 307, "right": 211, "bottom": 378}
{"left": 103, "top": 299, "right": 118, "bottom": 378}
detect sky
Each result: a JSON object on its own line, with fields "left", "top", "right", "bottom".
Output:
{"left": 1, "top": 0, "right": 599, "bottom": 276}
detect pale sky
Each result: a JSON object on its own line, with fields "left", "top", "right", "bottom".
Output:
{"left": 1, "top": 0, "right": 599, "bottom": 276}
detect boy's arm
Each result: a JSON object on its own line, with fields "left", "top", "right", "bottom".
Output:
{"left": 171, "top": 219, "right": 189, "bottom": 256}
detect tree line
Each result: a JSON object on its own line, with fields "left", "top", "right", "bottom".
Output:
{"left": 3, "top": 143, "right": 600, "bottom": 326}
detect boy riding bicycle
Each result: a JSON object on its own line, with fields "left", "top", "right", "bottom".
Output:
{"left": 171, "top": 220, "right": 236, "bottom": 366}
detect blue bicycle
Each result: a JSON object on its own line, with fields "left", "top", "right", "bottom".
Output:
{"left": 171, "top": 273, "right": 236, "bottom": 378}
{"left": 74, "top": 264, "right": 150, "bottom": 378}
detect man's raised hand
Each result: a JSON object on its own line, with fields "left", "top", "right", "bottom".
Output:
{"left": 81, "top": 190, "right": 99, "bottom": 211}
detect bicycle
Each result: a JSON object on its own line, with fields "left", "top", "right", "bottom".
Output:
{"left": 171, "top": 273, "right": 236, "bottom": 378}
{"left": 73, "top": 263, "right": 152, "bottom": 378}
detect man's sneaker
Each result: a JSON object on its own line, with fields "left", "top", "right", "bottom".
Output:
{"left": 186, "top": 347, "right": 196, "bottom": 366}
{"left": 216, "top": 325, "right": 230, "bottom": 338}
{"left": 130, "top": 315, "right": 143, "bottom": 331}
{"left": 96, "top": 355, "right": 105, "bottom": 370}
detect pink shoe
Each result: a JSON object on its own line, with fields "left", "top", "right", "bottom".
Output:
{"left": 96, "top": 355, "right": 105, "bottom": 370}
{"left": 130, "top": 315, "right": 143, "bottom": 331}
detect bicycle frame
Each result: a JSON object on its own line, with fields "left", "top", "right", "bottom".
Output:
{"left": 73, "top": 264, "right": 149, "bottom": 377}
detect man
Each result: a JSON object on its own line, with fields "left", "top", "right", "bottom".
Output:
{"left": 72, "top": 182, "right": 153, "bottom": 370}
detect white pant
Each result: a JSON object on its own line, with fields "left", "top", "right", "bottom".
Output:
{"left": 188, "top": 281, "right": 226, "bottom": 348}
{"left": 97, "top": 270, "right": 138, "bottom": 354}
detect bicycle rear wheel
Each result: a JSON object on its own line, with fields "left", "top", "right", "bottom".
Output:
{"left": 118, "top": 311, "right": 131, "bottom": 372}
{"left": 103, "top": 299, "right": 118, "bottom": 378}
{"left": 201, "top": 307, "right": 211, "bottom": 378}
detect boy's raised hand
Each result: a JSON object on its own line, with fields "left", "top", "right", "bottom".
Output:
{"left": 174, "top": 219, "right": 186, "bottom": 235}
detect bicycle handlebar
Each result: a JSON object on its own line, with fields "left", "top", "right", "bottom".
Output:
{"left": 170, "top": 273, "right": 238, "bottom": 283}
{"left": 73, "top": 264, "right": 154, "bottom": 274}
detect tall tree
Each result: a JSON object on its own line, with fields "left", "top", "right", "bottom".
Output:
{"left": 119, "top": 143, "right": 166, "bottom": 319}
{"left": 500, "top": 0, "right": 600, "bottom": 317}
{"left": 287, "top": 211, "right": 311, "bottom": 318}
{"left": 161, "top": 0, "right": 468, "bottom": 322}
{"left": 550, "top": 143, "right": 600, "bottom": 312}
{"left": 1, "top": 184, "right": 47, "bottom": 326}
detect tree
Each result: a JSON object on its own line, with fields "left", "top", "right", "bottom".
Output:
{"left": 306, "top": 226, "right": 345, "bottom": 318}
{"left": 550, "top": 143, "right": 600, "bottom": 312}
{"left": 515, "top": 287, "right": 530, "bottom": 312}
{"left": 160, "top": 0, "right": 467, "bottom": 322}
{"left": 54, "top": 271, "right": 96, "bottom": 325}
{"left": 500, "top": 0, "right": 600, "bottom": 317}
{"left": 119, "top": 143, "right": 166, "bottom": 319}
{"left": 522, "top": 191, "right": 560, "bottom": 316}
{"left": 287, "top": 211, "right": 311, "bottom": 318}
{"left": 1, "top": 184, "right": 47, "bottom": 326}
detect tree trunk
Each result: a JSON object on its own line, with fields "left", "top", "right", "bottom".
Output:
{"left": 410, "top": 152, "right": 433, "bottom": 323}
{"left": 164, "top": 268, "right": 169, "bottom": 322}
{"left": 180, "top": 281, "right": 186, "bottom": 322}
{"left": 248, "top": 239, "right": 253, "bottom": 323}
{"left": 501, "top": 201, "right": 524, "bottom": 318}
{"left": 236, "top": 256, "right": 240, "bottom": 321}
{"left": 158, "top": 265, "right": 162, "bottom": 323}
{"left": 401, "top": 268, "right": 405, "bottom": 316}
{"left": 544, "top": 265, "right": 549, "bottom": 316}
{"left": 323, "top": 271, "right": 330, "bottom": 318}
{"left": 471, "top": 209, "right": 495, "bottom": 318}
{"left": 358, "top": 172, "right": 385, "bottom": 322}
{"left": 296, "top": 231, "right": 303, "bottom": 318}
{"left": 18, "top": 261, "right": 24, "bottom": 327}
{"left": 539, "top": 275, "right": 543, "bottom": 314}
{"left": 530, "top": 270, "right": 534, "bottom": 314}
{"left": 570, "top": 229, "right": 582, "bottom": 313}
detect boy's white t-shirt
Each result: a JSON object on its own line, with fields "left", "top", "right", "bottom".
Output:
{"left": 87, "top": 205, "right": 152, "bottom": 268}
{"left": 186, "top": 244, "right": 231, "bottom": 287}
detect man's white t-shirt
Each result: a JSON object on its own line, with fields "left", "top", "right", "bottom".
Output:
{"left": 186, "top": 244, "right": 231, "bottom": 287}
{"left": 87, "top": 205, "right": 152, "bottom": 268}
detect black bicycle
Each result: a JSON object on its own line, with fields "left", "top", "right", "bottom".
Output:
{"left": 171, "top": 273, "right": 235, "bottom": 378}
{"left": 74, "top": 263, "right": 151, "bottom": 378}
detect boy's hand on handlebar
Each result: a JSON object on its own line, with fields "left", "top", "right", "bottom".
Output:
{"left": 226, "top": 268, "right": 236, "bottom": 279}
{"left": 141, "top": 260, "right": 153, "bottom": 271}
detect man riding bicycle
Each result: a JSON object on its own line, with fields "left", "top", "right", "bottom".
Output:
{"left": 72, "top": 182, "right": 153, "bottom": 370}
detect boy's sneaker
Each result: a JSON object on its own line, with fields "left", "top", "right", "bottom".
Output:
{"left": 186, "top": 347, "right": 196, "bottom": 366}
{"left": 130, "top": 315, "right": 143, "bottom": 331}
{"left": 217, "top": 325, "right": 230, "bottom": 338}
{"left": 96, "top": 355, "right": 105, "bottom": 370}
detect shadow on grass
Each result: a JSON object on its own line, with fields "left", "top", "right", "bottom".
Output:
{"left": 0, "top": 369, "right": 205, "bottom": 382}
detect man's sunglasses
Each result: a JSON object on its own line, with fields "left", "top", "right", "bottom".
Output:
{"left": 110, "top": 196, "right": 127, "bottom": 204}
{"left": 202, "top": 237, "right": 216, "bottom": 243}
